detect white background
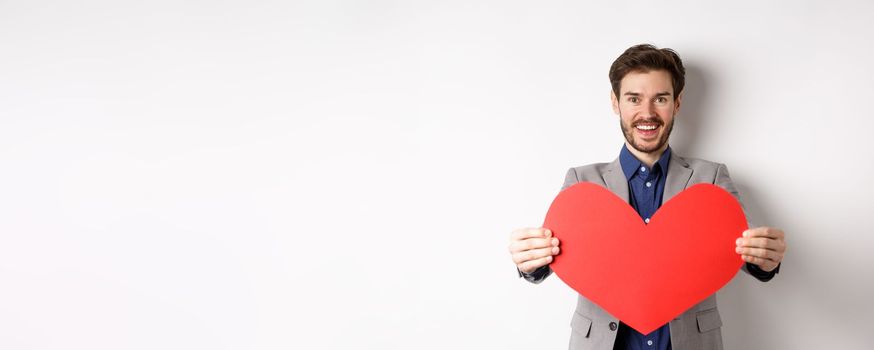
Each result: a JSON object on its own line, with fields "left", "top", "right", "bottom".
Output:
{"left": 1, "top": 1, "right": 873, "bottom": 349}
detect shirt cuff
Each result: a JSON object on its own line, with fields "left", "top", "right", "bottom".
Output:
{"left": 746, "top": 261, "right": 780, "bottom": 282}
{"left": 517, "top": 265, "right": 550, "bottom": 284}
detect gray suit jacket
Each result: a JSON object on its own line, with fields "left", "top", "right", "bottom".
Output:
{"left": 524, "top": 153, "right": 770, "bottom": 350}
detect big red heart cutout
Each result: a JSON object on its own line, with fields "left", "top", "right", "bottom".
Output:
{"left": 543, "top": 182, "right": 746, "bottom": 335}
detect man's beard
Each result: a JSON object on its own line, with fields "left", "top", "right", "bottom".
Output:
{"left": 620, "top": 114, "right": 674, "bottom": 154}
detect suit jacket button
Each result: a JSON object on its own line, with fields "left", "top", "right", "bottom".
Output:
{"left": 609, "top": 322, "right": 618, "bottom": 331}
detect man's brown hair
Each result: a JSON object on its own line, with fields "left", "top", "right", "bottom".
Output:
{"left": 609, "top": 44, "right": 685, "bottom": 98}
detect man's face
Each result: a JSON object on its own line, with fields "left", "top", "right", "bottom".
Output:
{"left": 611, "top": 69, "right": 681, "bottom": 154}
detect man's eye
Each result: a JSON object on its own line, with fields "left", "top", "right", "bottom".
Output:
{"left": 628, "top": 97, "right": 638, "bottom": 103}
{"left": 656, "top": 97, "right": 667, "bottom": 103}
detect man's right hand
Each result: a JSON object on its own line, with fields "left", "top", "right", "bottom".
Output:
{"left": 509, "top": 227, "right": 561, "bottom": 274}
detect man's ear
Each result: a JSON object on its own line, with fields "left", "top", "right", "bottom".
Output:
{"left": 610, "top": 90, "right": 619, "bottom": 115}
{"left": 674, "top": 91, "right": 683, "bottom": 115}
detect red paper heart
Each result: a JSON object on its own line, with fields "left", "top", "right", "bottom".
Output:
{"left": 543, "top": 182, "right": 746, "bottom": 335}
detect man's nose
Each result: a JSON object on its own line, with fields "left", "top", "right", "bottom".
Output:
{"left": 641, "top": 102, "right": 656, "bottom": 117}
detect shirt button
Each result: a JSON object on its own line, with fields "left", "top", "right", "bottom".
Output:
{"left": 645, "top": 218, "right": 650, "bottom": 223}
{"left": 640, "top": 166, "right": 646, "bottom": 172}
{"left": 646, "top": 182, "right": 652, "bottom": 188}
{"left": 647, "top": 340, "right": 654, "bottom": 346}
{"left": 609, "top": 322, "right": 618, "bottom": 331}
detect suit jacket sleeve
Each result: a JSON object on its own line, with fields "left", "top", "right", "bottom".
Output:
{"left": 517, "top": 167, "right": 580, "bottom": 283}
{"left": 714, "top": 163, "right": 780, "bottom": 282}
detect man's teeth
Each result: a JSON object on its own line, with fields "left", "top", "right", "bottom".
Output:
{"left": 636, "top": 125, "right": 658, "bottom": 130}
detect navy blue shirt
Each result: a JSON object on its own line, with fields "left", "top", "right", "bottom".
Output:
{"left": 614, "top": 144, "right": 673, "bottom": 350}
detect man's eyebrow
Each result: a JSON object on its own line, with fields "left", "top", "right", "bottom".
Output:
{"left": 622, "top": 91, "right": 672, "bottom": 97}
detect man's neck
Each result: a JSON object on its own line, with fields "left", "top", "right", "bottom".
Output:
{"left": 624, "top": 142, "right": 669, "bottom": 168}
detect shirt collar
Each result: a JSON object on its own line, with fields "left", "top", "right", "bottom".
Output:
{"left": 619, "top": 144, "right": 672, "bottom": 180}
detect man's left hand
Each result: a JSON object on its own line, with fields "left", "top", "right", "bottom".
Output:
{"left": 735, "top": 226, "right": 786, "bottom": 272}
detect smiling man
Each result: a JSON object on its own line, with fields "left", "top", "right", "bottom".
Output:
{"left": 507, "top": 44, "right": 787, "bottom": 350}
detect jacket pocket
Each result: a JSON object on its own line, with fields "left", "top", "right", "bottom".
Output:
{"left": 570, "top": 312, "right": 593, "bottom": 338}
{"left": 696, "top": 308, "right": 723, "bottom": 333}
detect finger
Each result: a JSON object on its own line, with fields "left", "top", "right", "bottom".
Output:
{"left": 737, "top": 237, "right": 771, "bottom": 248}
{"left": 513, "top": 246, "right": 559, "bottom": 264}
{"left": 509, "top": 237, "right": 557, "bottom": 253}
{"left": 742, "top": 227, "right": 784, "bottom": 239}
{"left": 737, "top": 237, "right": 786, "bottom": 252}
{"left": 736, "top": 246, "right": 777, "bottom": 261}
{"left": 511, "top": 227, "right": 551, "bottom": 241}
{"left": 513, "top": 247, "right": 554, "bottom": 264}
{"left": 519, "top": 255, "right": 553, "bottom": 273}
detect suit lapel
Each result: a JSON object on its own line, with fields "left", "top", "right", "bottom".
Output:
{"left": 664, "top": 153, "right": 693, "bottom": 202}
{"left": 603, "top": 157, "right": 630, "bottom": 204}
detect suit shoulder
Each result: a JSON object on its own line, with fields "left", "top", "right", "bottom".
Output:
{"left": 567, "top": 162, "right": 614, "bottom": 182}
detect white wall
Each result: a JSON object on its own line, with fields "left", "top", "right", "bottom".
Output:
{"left": 1, "top": 1, "right": 872, "bottom": 349}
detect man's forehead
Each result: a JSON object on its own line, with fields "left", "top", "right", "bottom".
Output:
{"left": 620, "top": 70, "right": 674, "bottom": 94}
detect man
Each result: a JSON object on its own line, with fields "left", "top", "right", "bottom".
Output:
{"left": 507, "top": 44, "right": 787, "bottom": 350}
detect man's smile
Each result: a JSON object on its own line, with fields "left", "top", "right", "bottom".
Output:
{"left": 633, "top": 120, "right": 662, "bottom": 138}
